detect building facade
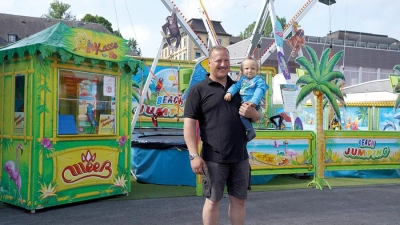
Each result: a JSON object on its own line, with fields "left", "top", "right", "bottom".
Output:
{"left": 160, "top": 18, "right": 231, "bottom": 61}
{"left": 0, "top": 13, "right": 111, "bottom": 47}
{"left": 228, "top": 30, "right": 400, "bottom": 88}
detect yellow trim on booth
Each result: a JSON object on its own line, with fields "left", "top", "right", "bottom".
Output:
{"left": 52, "top": 57, "right": 58, "bottom": 144}
{"left": 10, "top": 70, "right": 15, "bottom": 140}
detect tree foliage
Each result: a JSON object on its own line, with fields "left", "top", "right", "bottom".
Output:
{"left": 128, "top": 38, "right": 141, "bottom": 56}
{"left": 81, "top": 14, "right": 113, "bottom": 33}
{"left": 42, "top": 0, "right": 76, "bottom": 20}
{"left": 81, "top": 13, "right": 123, "bottom": 38}
{"left": 113, "top": 30, "right": 123, "bottom": 38}
{"left": 239, "top": 16, "right": 286, "bottom": 39}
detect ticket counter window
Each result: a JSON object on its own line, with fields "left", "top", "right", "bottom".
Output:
{"left": 58, "top": 70, "right": 116, "bottom": 135}
{"left": 14, "top": 75, "right": 25, "bottom": 134}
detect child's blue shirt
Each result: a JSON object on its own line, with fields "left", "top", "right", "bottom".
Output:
{"left": 227, "top": 75, "right": 269, "bottom": 105}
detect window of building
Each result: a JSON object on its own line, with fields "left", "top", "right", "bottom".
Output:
{"left": 183, "top": 53, "right": 186, "bottom": 60}
{"left": 361, "top": 71, "right": 377, "bottom": 83}
{"left": 380, "top": 69, "right": 393, "bottom": 80}
{"left": 361, "top": 67, "right": 377, "bottom": 83}
{"left": 58, "top": 70, "right": 116, "bottom": 135}
{"left": 343, "top": 66, "right": 358, "bottom": 86}
{"left": 195, "top": 52, "right": 201, "bottom": 59}
{"left": 8, "top": 34, "right": 17, "bottom": 42}
{"left": 14, "top": 75, "right": 25, "bottom": 134}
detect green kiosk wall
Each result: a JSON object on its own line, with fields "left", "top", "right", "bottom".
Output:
{"left": 0, "top": 22, "right": 143, "bottom": 212}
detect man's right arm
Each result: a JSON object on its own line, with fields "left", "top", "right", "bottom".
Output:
{"left": 184, "top": 118, "right": 198, "bottom": 155}
{"left": 184, "top": 118, "right": 205, "bottom": 174}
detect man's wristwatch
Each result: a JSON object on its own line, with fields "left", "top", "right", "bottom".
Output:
{"left": 189, "top": 153, "right": 199, "bottom": 160}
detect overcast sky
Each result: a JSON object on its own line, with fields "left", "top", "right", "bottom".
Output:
{"left": 2, "top": 0, "right": 399, "bottom": 58}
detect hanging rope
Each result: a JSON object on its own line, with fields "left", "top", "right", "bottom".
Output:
{"left": 342, "top": 0, "right": 348, "bottom": 73}
{"left": 242, "top": 0, "right": 263, "bottom": 10}
{"left": 322, "top": 0, "right": 335, "bottom": 54}
{"left": 112, "top": 0, "right": 121, "bottom": 33}
{"left": 124, "top": 0, "right": 141, "bottom": 54}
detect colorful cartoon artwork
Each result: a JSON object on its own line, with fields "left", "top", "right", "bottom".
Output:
{"left": 73, "top": 32, "right": 91, "bottom": 52}
{"left": 378, "top": 107, "right": 400, "bottom": 131}
{"left": 132, "top": 67, "right": 183, "bottom": 120}
{"left": 266, "top": 111, "right": 291, "bottom": 130}
{"left": 273, "top": 107, "right": 294, "bottom": 129}
{"left": 3, "top": 143, "right": 24, "bottom": 203}
{"left": 294, "top": 117, "right": 303, "bottom": 130}
{"left": 338, "top": 106, "right": 368, "bottom": 131}
{"left": 325, "top": 137, "right": 399, "bottom": 165}
{"left": 329, "top": 115, "right": 342, "bottom": 130}
{"left": 277, "top": 51, "right": 290, "bottom": 80}
{"left": 273, "top": 20, "right": 284, "bottom": 48}
{"left": 250, "top": 152, "right": 289, "bottom": 166}
{"left": 286, "top": 22, "right": 305, "bottom": 57}
{"left": 69, "top": 27, "right": 128, "bottom": 61}
{"left": 247, "top": 139, "right": 311, "bottom": 168}
{"left": 182, "top": 58, "right": 209, "bottom": 100}
{"left": 161, "top": 8, "right": 182, "bottom": 52}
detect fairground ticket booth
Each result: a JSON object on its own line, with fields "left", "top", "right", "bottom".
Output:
{"left": 0, "top": 22, "right": 143, "bottom": 212}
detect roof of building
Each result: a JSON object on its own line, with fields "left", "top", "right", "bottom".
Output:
{"left": 227, "top": 34, "right": 400, "bottom": 71}
{"left": 272, "top": 74, "right": 397, "bottom": 105}
{"left": 187, "top": 18, "right": 231, "bottom": 36}
{"left": 0, "top": 22, "right": 142, "bottom": 74}
{"left": 229, "top": 36, "right": 244, "bottom": 45}
{"left": 328, "top": 30, "right": 399, "bottom": 46}
{"left": 0, "top": 13, "right": 111, "bottom": 46}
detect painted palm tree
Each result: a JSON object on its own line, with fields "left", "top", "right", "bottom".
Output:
{"left": 323, "top": 79, "right": 346, "bottom": 129}
{"left": 393, "top": 65, "right": 400, "bottom": 111}
{"left": 356, "top": 107, "right": 368, "bottom": 126}
{"left": 295, "top": 45, "right": 345, "bottom": 189}
{"left": 322, "top": 79, "right": 346, "bottom": 110}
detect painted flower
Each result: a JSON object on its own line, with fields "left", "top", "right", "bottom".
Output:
{"left": 393, "top": 151, "right": 400, "bottom": 162}
{"left": 295, "top": 154, "right": 305, "bottom": 165}
{"left": 17, "top": 143, "right": 23, "bottom": 150}
{"left": 113, "top": 174, "right": 128, "bottom": 188}
{"left": 331, "top": 152, "right": 340, "bottom": 163}
{"left": 118, "top": 135, "right": 127, "bottom": 147}
{"left": 39, "top": 182, "right": 57, "bottom": 200}
{"left": 41, "top": 138, "right": 53, "bottom": 150}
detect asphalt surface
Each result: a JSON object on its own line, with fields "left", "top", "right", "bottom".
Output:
{"left": 1, "top": 184, "right": 400, "bottom": 225}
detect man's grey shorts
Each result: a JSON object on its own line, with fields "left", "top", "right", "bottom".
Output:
{"left": 202, "top": 158, "right": 251, "bottom": 202}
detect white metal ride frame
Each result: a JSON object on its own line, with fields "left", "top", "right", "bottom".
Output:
{"left": 131, "top": 0, "right": 219, "bottom": 133}
{"left": 247, "top": 0, "right": 321, "bottom": 67}
{"left": 245, "top": 0, "right": 322, "bottom": 128}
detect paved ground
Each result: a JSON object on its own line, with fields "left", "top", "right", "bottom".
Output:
{"left": 1, "top": 184, "right": 400, "bottom": 225}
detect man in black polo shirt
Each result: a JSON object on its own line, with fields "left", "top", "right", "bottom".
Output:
{"left": 184, "top": 45, "right": 261, "bottom": 225}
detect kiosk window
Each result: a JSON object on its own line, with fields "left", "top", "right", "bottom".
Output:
{"left": 14, "top": 75, "right": 25, "bottom": 134}
{"left": 58, "top": 70, "right": 116, "bottom": 135}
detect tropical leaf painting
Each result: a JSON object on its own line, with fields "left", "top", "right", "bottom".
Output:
{"left": 323, "top": 79, "right": 346, "bottom": 110}
{"left": 295, "top": 45, "right": 345, "bottom": 189}
{"left": 296, "top": 46, "right": 345, "bottom": 120}
{"left": 36, "top": 54, "right": 52, "bottom": 116}
{"left": 356, "top": 107, "right": 368, "bottom": 126}
{"left": 132, "top": 81, "right": 140, "bottom": 102}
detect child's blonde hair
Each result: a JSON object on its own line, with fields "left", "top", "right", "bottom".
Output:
{"left": 240, "top": 57, "right": 260, "bottom": 73}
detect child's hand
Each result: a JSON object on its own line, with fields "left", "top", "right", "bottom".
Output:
{"left": 246, "top": 102, "right": 256, "bottom": 107}
{"left": 224, "top": 93, "right": 232, "bottom": 101}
